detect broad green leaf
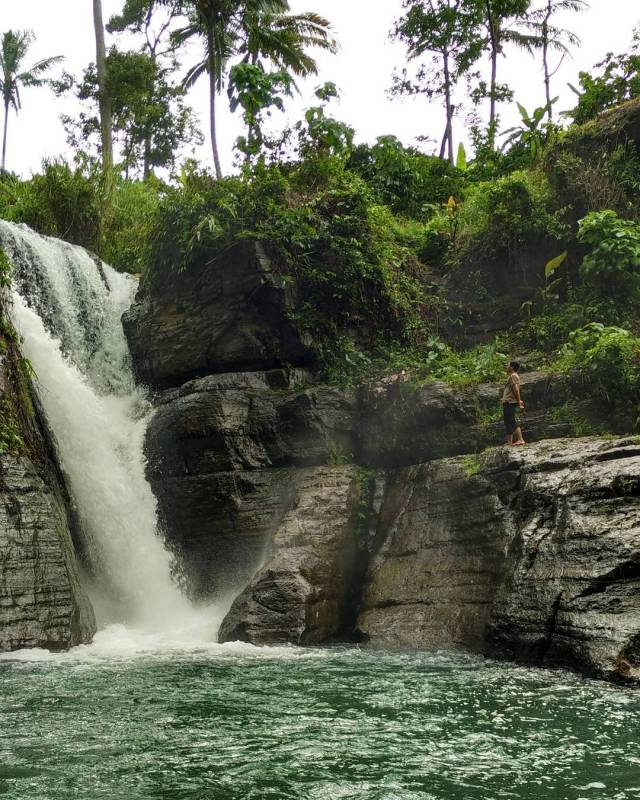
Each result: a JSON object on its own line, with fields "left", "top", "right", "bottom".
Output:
{"left": 455, "top": 142, "right": 467, "bottom": 171}
{"left": 545, "top": 250, "right": 568, "bottom": 278}
{"left": 516, "top": 102, "right": 530, "bottom": 123}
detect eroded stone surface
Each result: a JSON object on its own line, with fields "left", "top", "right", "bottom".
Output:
{"left": 358, "top": 457, "right": 513, "bottom": 651}
{"left": 145, "top": 370, "right": 357, "bottom": 598}
{"left": 358, "top": 438, "right": 640, "bottom": 682}
{"left": 123, "top": 241, "right": 315, "bottom": 389}
{"left": 0, "top": 455, "right": 96, "bottom": 650}
{"left": 123, "top": 241, "right": 640, "bottom": 681}
{"left": 485, "top": 439, "right": 640, "bottom": 682}
{"left": 0, "top": 343, "right": 95, "bottom": 651}
{"left": 218, "top": 466, "right": 362, "bottom": 645}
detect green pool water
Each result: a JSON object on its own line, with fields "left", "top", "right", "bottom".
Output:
{"left": 0, "top": 627, "right": 638, "bottom": 800}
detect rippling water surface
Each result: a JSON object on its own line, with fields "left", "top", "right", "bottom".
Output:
{"left": 1, "top": 628, "right": 638, "bottom": 800}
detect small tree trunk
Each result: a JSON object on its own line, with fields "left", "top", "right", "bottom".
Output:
{"left": 206, "top": 21, "right": 223, "bottom": 179}
{"left": 92, "top": 0, "right": 113, "bottom": 175}
{"left": 143, "top": 133, "right": 151, "bottom": 179}
{"left": 489, "top": 48, "right": 498, "bottom": 144}
{"left": 443, "top": 50, "right": 454, "bottom": 164}
{"left": 244, "top": 119, "right": 255, "bottom": 166}
{"left": 142, "top": 88, "right": 152, "bottom": 179}
{"left": 439, "top": 125, "right": 448, "bottom": 160}
{"left": 485, "top": 0, "right": 499, "bottom": 148}
{"left": 1, "top": 100, "right": 9, "bottom": 172}
{"left": 542, "top": 1, "right": 553, "bottom": 119}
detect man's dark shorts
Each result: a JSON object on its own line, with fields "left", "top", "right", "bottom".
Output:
{"left": 503, "top": 402, "right": 519, "bottom": 435}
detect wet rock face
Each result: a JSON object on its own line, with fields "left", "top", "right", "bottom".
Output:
{"left": 149, "top": 370, "right": 356, "bottom": 476}
{"left": 358, "top": 438, "right": 640, "bottom": 683}
{"left": 218, "top": 466, "right": 362, "bottom": 645}
{"left": 145, "top": 369, "right": 357, "bottom": 598}
{"left": 0, "top": 456, "right": 96, "bottom": 650}
{"left": 140, "top": 346, "right": 638, "bottom": 676}
{"left": 358, "top": 458, "right": 514, "bottom": 651}
{"left": 485, "top": 439, "right": 640, "bottom": 683}
{"left": 0, "top": 345, "right": 95, "bottom": 651}
{"left": 124, "top": 241, "right": 640, "bottom": 680}
{"left": 122, "top": 241, "right": 315, "bottom": 389}
{"left": 143, "top": 367, "right": 586, "bottom": 599}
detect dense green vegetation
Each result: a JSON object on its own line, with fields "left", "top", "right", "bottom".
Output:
{"left": 0, "top": 247, "right": 31, "bottom": 456}
{"left": 0, "top": 1, "right": 639, "bottom": 416}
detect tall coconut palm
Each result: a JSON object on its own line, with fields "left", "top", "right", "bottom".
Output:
{"left": 481, "top": 0, "right": 539, "bottom": 146}
{"left": 0, "top": 30, "right": 63, "bottom": 172}
{"left": 174, "top": 0, "right": 336, "bottom": 177}
{"left": 527, "top": 0, "right": 586, "bottom": 119}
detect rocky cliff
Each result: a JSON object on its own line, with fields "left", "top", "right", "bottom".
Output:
{"left": 0, "top": 335, "right": 96, "bottom": 651}
{"left": 219, "top": 465, "right": 364, "bottom": 645}
{"left": 124, "top": 240, "right": 639, "bottom": 682}
{"left": 122, "top": 240, "right": 314, "bottom": 389}
{"left": 359, "top": 438, "right": 640, "bottom": 683}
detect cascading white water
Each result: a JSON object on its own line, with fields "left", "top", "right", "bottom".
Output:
{"left": 0, "top": 221, "right": 216, "bottom": 639}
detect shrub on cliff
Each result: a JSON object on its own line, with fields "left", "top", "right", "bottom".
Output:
{"left": 578, "top": 210, "right": 640, "bottom": 282}
{"left": 555, "top": 323, "right": 640, "bottom": 404}
{"left": 544, "top": 98, "right": 640, "bottom": 219}
{"left": 347, "top": 136, "right": 462, "bottom": 217}
{"left": 148, "top": 158, "right": 436, "bottom": 362}
{"left": 452, "top": 170, "right": 567, "bottom": 269}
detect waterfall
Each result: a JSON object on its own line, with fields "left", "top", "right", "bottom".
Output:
{"left": 0, "top": 221, "right": 210, "bottom": 637}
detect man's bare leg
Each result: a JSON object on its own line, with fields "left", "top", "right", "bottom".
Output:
{"left": 506, "top": 434, "right": 514, "bottom": 446}
{"left": 512, "top": 427, "right": 526, "bottom": 445}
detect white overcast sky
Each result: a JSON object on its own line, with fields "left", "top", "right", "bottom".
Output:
{"left": 1, "top": 0, "right": 639, "bottom": 177}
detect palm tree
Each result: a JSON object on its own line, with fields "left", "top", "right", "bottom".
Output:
{"left": 175, "top": 0, "right": 336, "bottom": 177}
{"left": 0, "top": 30, "right": 63, "bottom": 172}
{"left": 527, "top": 0, "right": 586, "bottom": 119}
{"left": 237, "top": 7, "right": 336, "bottom": 157}
{"left": 481, "top": 0, "right": 539, "bottom": 146}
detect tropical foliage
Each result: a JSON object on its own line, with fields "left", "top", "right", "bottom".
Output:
{"left": 171, "top": 0, "right": 336, "bottom": 176}
{"left": 568, "top": 30, "right": 640, "bottom": 124}
{"left": 555, "top": 324, "right": 640, "bottom": 403}
{"left": 2, "top": 0, "right": 640, "bottom": 408}
{"left": 55, "top": 48, "right": 202, "bottom": 178}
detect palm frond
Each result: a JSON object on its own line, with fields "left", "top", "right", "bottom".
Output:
{"left": 528, "top": 0, "right": 588, "bottom": 21}
{"left": 240, "top": 8, "right": 336, "bottom": 79}
{"left": 503, "top": 30, "right": 546, "bottom": 54}
{"left": 182, "top": 58, "right": 208, "bottom": 89}
{"left": 0, "top": 29, "right": 60, "bottom": 115}
{"left": 25, "top": 55, "right": 65, "bottom": 75}
{"left": 172, "top": 22, "right": 202, "bottom": 47}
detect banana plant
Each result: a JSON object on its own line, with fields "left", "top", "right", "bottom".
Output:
{"left": 501, "top": 98, "right": 558, "bottom": 162}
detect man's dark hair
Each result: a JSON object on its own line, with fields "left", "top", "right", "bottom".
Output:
{"left": 510, "top": 360, "right": 520, "bottom": 371}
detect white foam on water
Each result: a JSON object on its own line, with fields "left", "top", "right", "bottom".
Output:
{"left": 0, "top": 221, "right": 216, "bottom": 641}
{"left": 0, "top": 622, "right": 313, "bottom": 665}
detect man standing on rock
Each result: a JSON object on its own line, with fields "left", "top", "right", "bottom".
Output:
{"left": 503, "top": 361, "right": 525, "bottom": 446}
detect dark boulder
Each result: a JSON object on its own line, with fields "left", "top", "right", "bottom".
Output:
{"left": 123, "top": 241, "right": 315, "bottom": 389}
